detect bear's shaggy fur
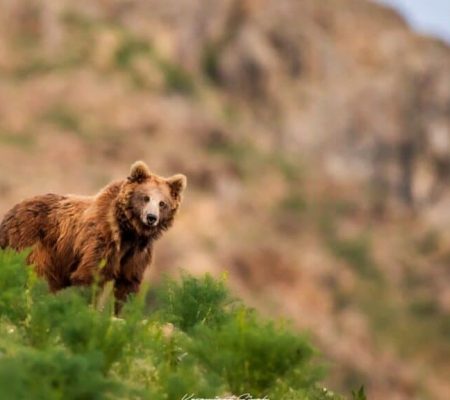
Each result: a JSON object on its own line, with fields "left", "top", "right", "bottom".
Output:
{"left": 0, "top": 161, "right": 186, "bottom": 306}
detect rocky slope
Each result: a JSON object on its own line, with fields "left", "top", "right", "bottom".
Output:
{"left": 0, "top": 0, "right": 449, "bottom": 398}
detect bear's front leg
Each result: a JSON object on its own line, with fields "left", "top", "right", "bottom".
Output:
{"left": 114, "top": 277, "right": 141, "bottom": 314}
{"left": 113, "top": 249, "right": 150, "bottom": 313}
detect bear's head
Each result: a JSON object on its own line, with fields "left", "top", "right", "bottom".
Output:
{"left": 117, "top": 161, "right": 187, "bottom": 238}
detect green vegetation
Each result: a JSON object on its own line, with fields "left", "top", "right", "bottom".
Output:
{"left": 12, "top": 59, "right": 57, "bottom": 80}
{"left": 205, "top": 139, "right": 260, "bottom": 179}
{"left": 279, "top": 191, "right": 308, "bottom": 216}
{"left": 327, "top": 234, "right": 377, "bottom": 280}
{"left": 0, "top": 250, "right": 352, "bottom": 400}
{"left": 114, "top": 36, "right": 153, "bottom": 70}
{"left": 113, "top": 32, "right": 195, "bottom": 94}
{"left": 43, "top": 104, "right": 82, "bottom": 134}
{"left": 206, "top": 139, "right": 304, "bottom": 185}
{"left": 318, "top": 203, "right": 380, "bottom": 281}
{"left": 352, "top": 387, "right": 367, "bottom": 400}
{"left": 158, "top": 60, "right": 196, "bottom": 95}
{"left": 201, "top": 43, "right": 222, "bottom": 84}
{"left": 0, "top": 131, "right": 36, "bottom": 150}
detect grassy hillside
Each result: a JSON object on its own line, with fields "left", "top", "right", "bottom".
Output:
{"left": 0, "top": 250, "right": 365, "bottom": 400}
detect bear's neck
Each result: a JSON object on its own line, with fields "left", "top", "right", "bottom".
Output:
{"left": 120, "top": 227, "right": 151, "bottom": 250}
{"left": 113, "top": 197, "right": 158, "bottom": 245}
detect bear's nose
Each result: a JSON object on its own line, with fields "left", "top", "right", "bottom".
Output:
{"left": 146, "top": 213, "right": 158, "bottom": 226}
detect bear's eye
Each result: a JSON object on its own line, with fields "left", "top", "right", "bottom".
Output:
{"left": 143, "top": 195, "right": 150, "bottom": 202}
{"left": 159, "top": 201, "right": 166, "bottom": 209}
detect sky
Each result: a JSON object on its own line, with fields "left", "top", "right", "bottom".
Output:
{"left": 375, "top": 0, "right": 450, "bottom": 43}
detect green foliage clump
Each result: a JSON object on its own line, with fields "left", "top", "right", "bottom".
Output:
{"left": 352, "top": 386, "right": 367, "bottom": 400}
{"left": 158, "top": 60, "right": 196, "bottom": 95}
{"left": 279, "top": 191, "right": 308, "bottom": 216}
{"left": 42, "top": 104, "right": 82, "bottom": 135}
{"left": 114, "top": 36, "right": 153, "bottom": 70}
{"left": 113, "top": 33, "right": 195, "bottom": 94}
{"left": 154, "top": 273, "right": 232, "bottom": 332}
{"left": 0, "top": 250, "right": 350, "bottom": 400}
{"left": 202, "top": 43, "right": 222, "bottom": 84}
{"left": 0, "top": 131, "right": 36, "bottom": 150}
{"left": 319, "top": 207, "right": 380, "bottom": 281}
{"left": 190, "top": 311, "right": 319, "bottom": 396}
{"left": 328, "top": 235, "right": 377, "bottom": 279}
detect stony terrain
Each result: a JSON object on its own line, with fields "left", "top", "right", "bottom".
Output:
{"left": 0, "top": 1, "right": 449, "bottom": 399}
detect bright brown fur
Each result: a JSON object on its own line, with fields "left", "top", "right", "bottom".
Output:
{"left": 0, "top": 161, "right": 186, "bottom": 309}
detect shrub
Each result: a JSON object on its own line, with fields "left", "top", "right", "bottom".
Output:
{"left": 42, "top": 105, "right": 81, "bottom": 134}
{"left": 189, "top": 310, "right": 321, "bottom": 397}
{"left": 153, "top": 272, "right": 233, "bottom": 331}
{"left": 0, "top": 250, "right": 350, "bottom": 399}
{"left": 158, "top": 60, "right": 195, "bottom": 95}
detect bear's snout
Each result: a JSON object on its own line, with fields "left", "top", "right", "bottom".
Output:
{"left": 146, "top": 213, "right": 158, "bottom": 226}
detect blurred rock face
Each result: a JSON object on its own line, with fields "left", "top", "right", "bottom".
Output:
{"left": 0, "top": 0, "right": 449, "bottom": 399}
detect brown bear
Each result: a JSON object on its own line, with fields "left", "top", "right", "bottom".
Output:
{"left": 0, "top": 161, "right": 186, "bottom": 307}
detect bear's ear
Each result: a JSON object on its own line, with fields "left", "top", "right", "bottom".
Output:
{"left": 167, "top": 174, "right": 187, "bottom": 199}
{"left": 128, "top": 161, "right": 151, "bottom": 183}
